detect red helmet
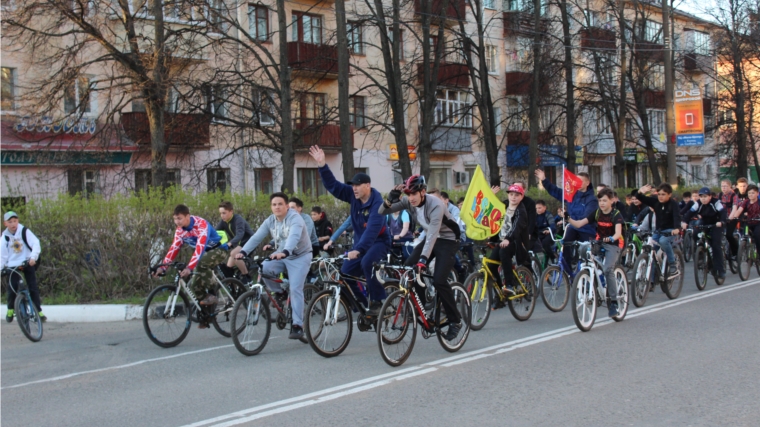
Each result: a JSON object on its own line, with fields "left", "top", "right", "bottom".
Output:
{"left": 403, "top": 174, "right": 427, "bottom": 194}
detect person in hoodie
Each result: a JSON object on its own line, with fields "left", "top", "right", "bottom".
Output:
{"left": 288, "top": 197, "right": 319, "bottom": 256}
{"left": 2, "top": 211, "right": 45, "bottom": 323}
{"left": 534, "top": 168, "right": 598, "bottom": 274}
{"left": 310, "top": 206, "right": 334, "bottom": 252}
{"left": 681, "top": 187, "right": 727, "bottom": 280}
{"left": 237, "top": 192, "right": 312, "bottom": 340}
{"left": 309, "top": 145, "right": 391, "bottom": 316}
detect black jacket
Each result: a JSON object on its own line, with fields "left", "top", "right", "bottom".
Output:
{"left": 313, "top": 214, "right": 333, "bottom": 241}
{"left": 636, "top": 192, "right": 681, "bottom": 231}
{"left": 216, "top": 214, "right": 254, "bottom": 249}
{"left": 682, "top": 198, "right": 727, "bottom": 226}
{"left": 492, "top": 203, "right": 528, "bottom": 246}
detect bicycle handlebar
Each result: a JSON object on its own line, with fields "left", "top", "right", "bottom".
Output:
{"left": 1, "top": 261, "right": 29, "bottom": 276}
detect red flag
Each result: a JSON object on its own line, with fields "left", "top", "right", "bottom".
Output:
{"left": 563, "top": 169, "right": 583, "bottom": 202}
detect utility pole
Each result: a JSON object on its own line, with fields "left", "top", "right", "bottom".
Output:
{"left": 662, "top": 0, "right": 677, "bottom": 187}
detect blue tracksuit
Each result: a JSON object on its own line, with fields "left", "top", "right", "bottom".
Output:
{"left": 541, "top": 178, "right": 598, "bottom": 238}
{"left": 319, "top": 165, "right": 391, "bottom": 304}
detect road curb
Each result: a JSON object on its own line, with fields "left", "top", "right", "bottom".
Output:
{"left": 1, "top": 304, "right": 143, "bottom": 322}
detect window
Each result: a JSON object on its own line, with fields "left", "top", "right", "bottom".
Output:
{"left": 592, "top": 53, "right": 616, "bottom": 84}
{"left": 692, "top": 30, "right": 711, "bottom": 56}
{"left": 494, "top": 106, "right": 502, "bottom": 135}
{"left": 254, "top": 168, "right": 273, "bottom": 194}
{"left": 204, "top": 84, "right": 227, "bottom": 119}
{"left": 625, "top": 118, "right": 636, "bottom": 139}
{"left": 297, "top": 168, "right": 327, "bottom": 197}
{"left": 207, "top": 0, "right": 230, "bottom": 33}
{"left": 295, "top": 92, "right": 326, "bottom": 125}
{"left": 643, "top": 20, "right": 662, "bottom": 43}
{"left": 589, "top": 109, "right": 610, "bottom": 134}
{"left": 349, "top": 96, "right": 366, "bottom": 128}
{"left": 135, "top": 169, "right": 181, "bottom": 192}
{"left": 648, "top": 109, "right": 665, "bottom": 136}
{"left": 485, "top": 45, "right": 498, "bottom": 74}
{"left": 507, "top": 98, "right": 528, "bottom": 131}
{"left": 1, "top": 67, "right": 15, "bottom": 111}
{"left": 644, "top": 64, "right": 664, "bottom": 89}
{"left": 428, "top": 168, "right": 449, "bottom": 190}
{"left": 132, "top": 87, "right": 179, "bottom": 113}
{"left": 64, "top": 76, "right": 94, "bottom": 115}
{"left": 292, "top": 12, "right": 322, "bottom": 44}
{"left": 207, "top": 168, "right": 231, "bottom": 192}
{"left": 248, "top": 4, "right": 269, "bottom": 41}
{"left": 435, "top": 89, "right": 471, "bottom": 128}
{"left": 68, "top": 170, "right": 100, "bottom": 197}
{"left": 483, "top": 0, "right": 495, "bottom": 10}
{"left": 589, "top": 166, "right": 602, "bottom": 188}
{"left": 254, "top": 88, "right": 275, "bottom": 126}
{"left": 388, "top": 29, "right": 404, "bottom": 60}
{"left": 584, "top": 9, "right": 600, "bottom": 27}
{"left": 347, "top": 22, "right": 364, "bottom": 54}
{"left": 505, "top": 0, "right": 545, "bottom": 14}
{"left": 691, "top": 165, "right": 704, "bottom": 185}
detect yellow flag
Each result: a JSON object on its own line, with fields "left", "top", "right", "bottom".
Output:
{"left": 459, "top": 165, "right": 505, "bottom": 240}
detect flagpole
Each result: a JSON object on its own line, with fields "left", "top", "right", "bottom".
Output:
{"left": 562, "top": 164, "right": 565, "bottom": 217}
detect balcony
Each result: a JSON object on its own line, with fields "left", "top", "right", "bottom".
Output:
{"left": 505, "top": 71, "right": 533, "bottom": 96}
{"left": 634, "top": 40, "right": 664, "bottom": 62}
{"left": 684, "top": 52, "right": 712, "bottom": 72}
{"left": 287, "top": 42, "right": 338, "bottom": 79}
{"left": 121, "top": 112, "right": 211, "bottom": 148}
{"left": 293, "top": 121, "right": 351, "bottom": 151}
{"left": 503, "top": 11, "right": 548, "bottom": 37}
{"left": 414, "top": 0, "right": 466, "bottom": 24}
{"left": 580, "top": 27, "right": 616, "bottom": 51}
{"left": 583, "top": 136, "right": 616, "bottom": 155}
{"left": 417, "top": 62, "right": 469, "bottom": 88}
{"left": 506, "top": 131, "right": 552, "bottom": 146}
{"left": 430, "top": 126, "right": 472, "bottom": 153}
{"left": 642, "top": 89, "right": 665, "bottom": 109}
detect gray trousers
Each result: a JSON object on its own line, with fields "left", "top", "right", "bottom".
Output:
{"left": 602, "top": 244, "right": 622, "bottom": 302}
{"left": 261, "top": 252, "right": 311, "bottom": 327}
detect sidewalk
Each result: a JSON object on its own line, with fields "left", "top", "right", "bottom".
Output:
{"left": 1, "top": 305, "right": 143, "bottom": 322}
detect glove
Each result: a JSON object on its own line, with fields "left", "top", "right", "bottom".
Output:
{"left": 416, "top": 256, "right": 427, "bottom": 270}
{"left": 389, "top": 189, "right": 402, "bottom": 204}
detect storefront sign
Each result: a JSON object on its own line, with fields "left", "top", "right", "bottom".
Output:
{"left": 389, "top": 144, "right": 416, "bottom": 161}
{"left": 674, "top": 89, "right": 705, "bottom": 146}
{"left": 13, "top": 116, "right": 97, "bottom": 135}
{"left": 1, "top": 150, "right": 132, "bottom": 165}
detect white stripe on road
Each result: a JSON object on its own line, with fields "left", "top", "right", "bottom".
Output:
{"left": 181, "top": 278, "right": 760, "bottom": 427}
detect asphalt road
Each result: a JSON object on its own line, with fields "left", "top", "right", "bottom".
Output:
{"left": 2, "top": 267, "right": 760, "bottom": 427}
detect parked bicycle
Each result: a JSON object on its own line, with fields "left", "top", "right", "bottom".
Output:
{"left": 737, "top": 218, "right": 760, "bottom": 281}
{"left": 630, "top": 230, "right": 685, "bottom": 307}
{"left": 571, "top": 241, "right": 629, "bottom": 332}
{"left": 1, "top": 261, "right": 42, "bottom": 342}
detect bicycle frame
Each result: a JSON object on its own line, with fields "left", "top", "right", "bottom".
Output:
{"left": 640, "top": 236, "right": 668, "bottom": 283}
{"left": 162, "top": 267, "right": 237, "bottom": 320}
{"left": 577, "top": 243, "right": 609, "bottom": 304}
{"left": 470, "top": 256, "right": 530, "bottom": 303}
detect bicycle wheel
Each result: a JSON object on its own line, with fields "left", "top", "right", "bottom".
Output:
{"left": 435, "top": 283, "right": 470, "bottom": 353}
{"left": 530, "top": 254, "right": 542, "bottom": 297}
{"left": 693, "top": 247, "right": 708, "bottom": 291}
{"left": 377, "top": 289, "right": 417, "bottom": 367}
{"left": 683, "top": 232, "right": 693, "bottom": 262}
{"left": 230, "top": 289, "right": 271, "bottom": 356}
{"left": 571, "top": 271, "right": 596, "bottom": 332}
{"left": 507, "top": 266, "right": 537, "bottom": 321}
{"left": 305, "top": 290, "right": 352, "bottom": 358}
{"left": 611, "top": 267, "right": 628, "bottom": 322}
{"left": 540, "top": 265, "right": 569, "bottom": 312}
{"left": 15, "top": 292, "right": 42, "bottom": 342}
{"left": 463, "top": 271, "right": 490, "bottom": 331}
{"left": 143, "top": 284, "right": 192, "bottom": 348}
{"left": 755, "top": 247, "right": 760, "bottom": 276}
{"left": 723, "top": 236, "right": 737, "bottom": 274}
{"left": 621, "top": 243, "right": 636, "bottom": 272}
{"left": 738, "top": 240, "right": 751, "bottom": 281}
{"left": 212, "top": 278, "right": 247, "bottom": 337}
{"left": 661, "top": 249, "right": 684, "bottom": 299}
{"left": 630, "top": 253, "right": 651, "bottom": 307}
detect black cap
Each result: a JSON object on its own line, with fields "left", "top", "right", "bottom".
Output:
{"left": 347, "top": 172, "right": 371, "bottom": 185}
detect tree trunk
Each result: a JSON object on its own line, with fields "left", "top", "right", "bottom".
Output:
{"left": 559, "top": 0, "right": 576, "bottom": 173}
{"left": 335, "top": 0, "right": 355, "bottom": 181}
{"left": 733, "top": 47, "right": 748, "bottom": 179}
{"left": 149, "top": 0, "right": 168, "bottom": 188}
{"left": 527, "top": 0, "right": 541, "bottom": 187}
{"left": 277, "top": 0, "right": 295, "bottom": 192}
{"left": 615, "top": 0, "right": 627, "bottom": 187}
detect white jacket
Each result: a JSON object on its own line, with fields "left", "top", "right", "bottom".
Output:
{"left": 1, "top": 225, "right": 41, "bottom": 268}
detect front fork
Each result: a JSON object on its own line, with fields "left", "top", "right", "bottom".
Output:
{"left": 246, "top": 284, "right": 265, "bottom": 324}
{"left": 324, "top": 285, "right": 342, "bottom": 326}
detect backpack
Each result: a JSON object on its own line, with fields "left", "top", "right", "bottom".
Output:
{"left": 4, "top": 226, "right": 42, "bottom": 268}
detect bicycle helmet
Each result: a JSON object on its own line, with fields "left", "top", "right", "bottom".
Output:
{"left": 403, "top": 174, "right": 427, "bottom": 194}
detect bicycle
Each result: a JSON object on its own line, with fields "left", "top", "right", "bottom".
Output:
{"left": 620, "top": 224, "right": 647, "bottom": 272}
{"left": 724, "top": 234, "right": 738, "bottom": 274}
{"left": 682, "top": 225, "right": 694, "bottom": 262}
{"left": 303, "top": 257, "right": 401, "bottom": 358}
{"left": 737, "top": 218, "right": 760, "bottom": 281}
{"left": 143, "top": 260, "right": 247, "bottom": 348}
{"left": 376, "top": 264, "right": 471, "bottom": 366}
{"left": 538, "top": 228, "right": 572, "bottom": 312}
{"left": 464, "top": 244, "right": 537, "bottom": 330}
{"left": 571, "top": 241, "right": 629, "bottom": 332}
{"left": 630, "top": 230, "right": 685, "bottom": 307}
{"left": 1, "top": 261, "right": 43, "bottom": 342}
{"left": 693, "top": 224, "right": 726, "bottom": 290}
{"left": 229, "top": 256, "right": 319, "bottom": 356}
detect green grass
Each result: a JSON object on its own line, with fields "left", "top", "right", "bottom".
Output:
{"left": 2, "top": 293, "right": 145, "bottom": 305}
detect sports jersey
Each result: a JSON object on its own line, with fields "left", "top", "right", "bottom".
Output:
{"left": 163, "top": 216, "right": 223, "bottom": 270}
{"left": 586, "top": 209, "right": 625, "bottom": 248}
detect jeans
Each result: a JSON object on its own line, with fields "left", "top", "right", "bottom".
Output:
{"left": 6, "top": 265, "right": 42, "bottom": 312}
{"left": 261, "top": 251, "right": 312, "bottom": 327}
{"left": 653, "top": 230, "right": 676, "bottom": 267}
{"left": 405, "top": 239, "right": 461, "bottom": 324}
{"left": 341, "top": 240, "right": 389, "bottom": 307}
{"left": 601, "top": 244, "right": 621, "bottom": 302}
{"left": 752, "top": 224, "right": 760, "bottom": 255}
{"left": 726, "top": 219, "right": 739, "bottom": 257}
{"left": 707, "top": 225, "right": 726, "bottom": 275}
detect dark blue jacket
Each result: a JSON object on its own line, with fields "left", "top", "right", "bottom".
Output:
{"left": 319, "top": 165, "right": 391, "bottom": 255}
{"left": 541, "top": 178, "right": 598, "bottom": 236}
{"left": 536, "top": 212, "right": 556, "bottom": 234}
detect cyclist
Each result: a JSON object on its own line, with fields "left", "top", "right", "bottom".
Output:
{"left": 288, "top": 197, "right": 320, "bottom": 256}
{"left": 567, "top": 188, "right": 625, "bottom": 317}
{"left": 727, "top": 177, "right": 750, "bottom": 261}
{"left": 309, "top": 145, "right": 391, "bottom": 315}
{"left": 681, "top": 187, "right": 728, "bottom": 280}
{"left": 626, "top": 192, "right": 645, "bottom": 222}
{"left": 441, "top": 191, "right": 475, "bottom": 267}
{"left": 379, "top": 175, "right": 463, "bottom": 340}
{"left": 487, "top": 184, "right": 529, "bottom": 298}
{"left": 154, "top": 204, "right": 227, "bottom": 328}
{"left": 679, "top": 192, "right": 694, "bottom": 216}
{"left": 323, "top": 217, "right": 353, "bottom": 251}
{"left": 2, "top": 211, "right": 45, "bottom": 323}
{"left": 535, "top": 168, "right": 598, "bottom": 273}
{"left": 636, "top": 184, "right": 682, "bottom": 278}
{"left": 237, "top": 192, "right": 313, "bottom": 339}
{"left": 310, "top": 206, "right": 334, "bottom": 251}
{"left": 535, "top": 200, "right": 557, "bottom": 262}
{"left": 731, "top": 184, "right": 760, "bottom": 255}
{"left": 217, "top": 201, "right": 254, "bottom": 283}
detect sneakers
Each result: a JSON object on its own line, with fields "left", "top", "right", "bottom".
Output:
{"left": 444, "top": 322, "right": 462, "bottom": 341}
{"left": 367, "top": 301, "right": 384, "bottom": 317}
{"left": 39, "top": 312, "right": 47, "bottom": 322}
{"left": 718, "top": 271, "right": 726, "bottom": 279}
{"left": 501, "top": 285, "right": 516, "bottom": 296}
{"left": 608, "top": 301, "right": 619, "bottom": 317}
{"left": 198, "top": 321, "right": 210, "bottom": 329}
{"left": 199, "top": 294, "right": 218, "bottom": 306}
{"left": 6, "top": 309, "right": 13, "bottom": 323}
{"left": 270, "top": 292, "right": 287, "bottom": 309}
{"left": 667, "top": 264, "right": 680, "bottom": 279}
{"left": 289, "top": 324, "right": 304, "bottom": 340}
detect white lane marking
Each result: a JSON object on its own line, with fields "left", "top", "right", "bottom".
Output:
{"left": 183, "top": 278, "right": 760, "bottom": 427}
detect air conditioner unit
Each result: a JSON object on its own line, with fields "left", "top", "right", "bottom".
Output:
{"left": 455, "top": 171, "right": 470, "bottom": 185}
